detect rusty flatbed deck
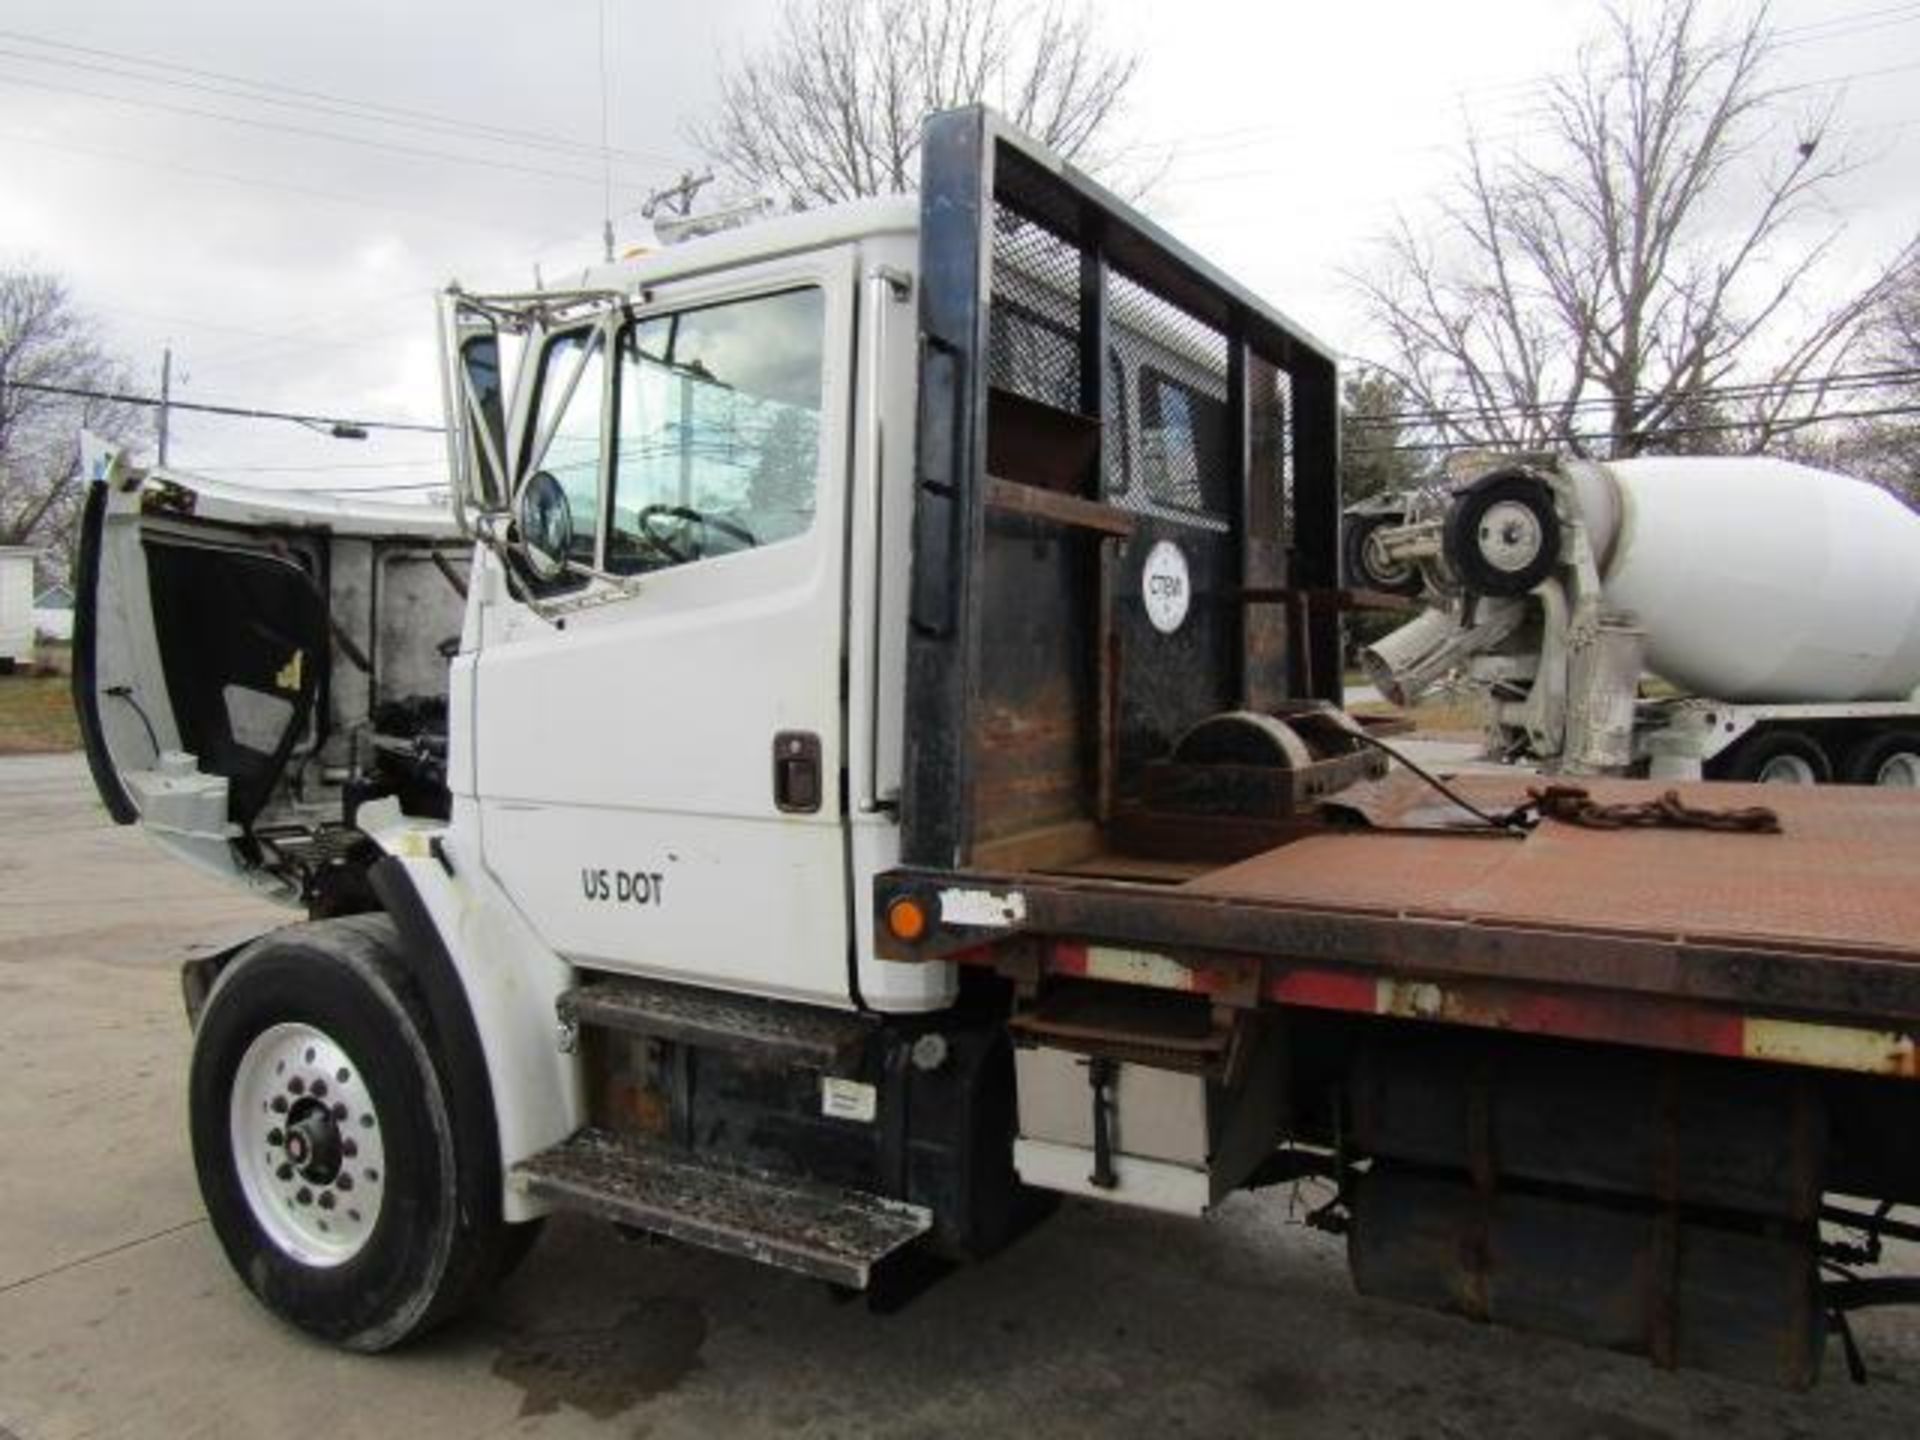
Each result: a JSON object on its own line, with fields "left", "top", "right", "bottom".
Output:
{"left": 1189, "top": 774, "right": 1919, "bottom": 957}
{"left": 878, "top": 776, "right": 1920, "bottom": 1055}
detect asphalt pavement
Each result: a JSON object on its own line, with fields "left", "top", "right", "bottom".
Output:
{"left": 2, "top": 751, "right": 1917, "bottom": 1439}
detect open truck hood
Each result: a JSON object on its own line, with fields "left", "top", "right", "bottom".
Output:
{"left": 74, "top": 441, "right": 467, "bottom": 900}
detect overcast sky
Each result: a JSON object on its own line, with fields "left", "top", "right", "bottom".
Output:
{"left": 2, "top": 0, "right": 1914, "bottom": 492}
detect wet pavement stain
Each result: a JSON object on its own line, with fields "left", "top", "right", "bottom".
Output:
{"left": 492, "top": 1295, "right": 708, "bottom": 1419}
{"left": 1244, "top": 1361, "right": 1326, "bottom": 1410}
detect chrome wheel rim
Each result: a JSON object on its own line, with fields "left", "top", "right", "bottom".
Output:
{"left": 1758, "top": 753, "right": 1818, "bottom": 784}
{"left": 1877, "top": 752, "right": 1920, "bottom": 787}
{"left": 229, "top": 1022, "right": 386, "bottom": 1267}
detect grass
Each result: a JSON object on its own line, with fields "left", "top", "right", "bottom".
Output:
{"left": 0, "top": 671, "right": 80, "bottom": 754}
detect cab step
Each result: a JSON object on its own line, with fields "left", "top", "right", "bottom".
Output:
{"left": 560, "top": 975, "right": 873, "bottom": 1070}
{"left": 509, "top": 1128, "right": 933, "bottom": 1289}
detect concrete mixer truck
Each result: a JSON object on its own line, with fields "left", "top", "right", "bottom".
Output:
{"left": 1348, "top": 455, "right": 1920, "bottom": 783}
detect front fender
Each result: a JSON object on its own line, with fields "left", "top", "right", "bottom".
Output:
{"left": 358, "top": 800, "right": 582, "bottom": 1223}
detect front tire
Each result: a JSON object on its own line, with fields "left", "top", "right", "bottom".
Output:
{"left": 190, "top": 914, "right": 524, "bottom": 1349}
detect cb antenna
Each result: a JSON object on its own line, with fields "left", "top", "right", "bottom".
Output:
{"left": 598, "top": 0, "right": 615, "bottom": 261}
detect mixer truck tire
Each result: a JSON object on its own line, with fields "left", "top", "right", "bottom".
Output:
{"left": 1842, "top": 731, "right": 1920, "bottom": 787}
{"left": 1444, "top": 472, "right": 1561, "bottom": 598}
{"left": 1343, "top": 513, "right": 1423, "bottom": 597}
{"left": 1714, "top": 729, "right": 1832, "bottom": 785}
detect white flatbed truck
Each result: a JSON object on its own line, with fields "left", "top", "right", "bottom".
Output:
{"left": 71, "top": 109, "right": 1920, "bottom": 1388}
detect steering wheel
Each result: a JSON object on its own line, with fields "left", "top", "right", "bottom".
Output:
{"left": 636, "top": 504, "right": 759, "bottom": 564}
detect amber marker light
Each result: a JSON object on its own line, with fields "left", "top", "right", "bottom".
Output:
{"left": 886, "top": 897, "right": 929, "bottom": 943}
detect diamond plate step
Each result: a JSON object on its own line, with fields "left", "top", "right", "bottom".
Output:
{"left": 560, "top": 976, "right": 873, "bottom": 1070}
{"left": 510, "top": 1128, "right": 932, "bottom": 1289}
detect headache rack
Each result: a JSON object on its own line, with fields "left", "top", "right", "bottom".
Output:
{"left": 900, "top": 106, "right": 1347, "bottom": 874}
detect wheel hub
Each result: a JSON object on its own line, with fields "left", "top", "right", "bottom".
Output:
{"left": 230, "top": 1022, "right": 387, "bottom": 1267}
{"left": 283, "top": 1101, "right": 343, "bottom": 1183}
{"left": 1361, "top": 529, "right": 1413, "bottom": 588}
{"left": 1477, "top": 499, "right": 1545, "bottom": 573}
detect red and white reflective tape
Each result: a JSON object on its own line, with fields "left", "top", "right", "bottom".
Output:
{"left": 1046, "top": 940, "right": 1920, "bottom": 1079}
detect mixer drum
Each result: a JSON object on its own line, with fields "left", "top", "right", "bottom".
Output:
{"left": 1594, "top": 457, "right": 1920, "bottom": 703}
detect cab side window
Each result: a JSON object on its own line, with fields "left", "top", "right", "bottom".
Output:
{"left": 1140, "top": 366, "right": 1230, "bottom": 518}
{"left": 608, "top": 287, "right": 825, "bottom": 574}
{"left": 525, "top": 328, "right": 607, "bottom": 570}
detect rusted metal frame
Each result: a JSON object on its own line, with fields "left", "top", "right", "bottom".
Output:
{"left": 902, "top": 107, "right": 996, "bottom": 867}
{"left": 875, "top": 866, "right": 1920, "bottom": 1024}
{"left": 1080, "top": 216, "right": 1121, "bottom": 827}
{"left": 1227, "top": 328, "right": 1252, "bottom": 709}
{"left": 982, "top": 476, "right": 1133, "bottom": 536}
{"left": 1288, "top": 350, "right": 1343, "bottom": 703}
{"left": 905, "top": 108, "right": 1346, "bottom": 868}
{"left": 1282, "top": 590, "right": 1314, "bottom": 702}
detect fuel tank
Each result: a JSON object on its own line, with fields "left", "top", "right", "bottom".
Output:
{"left": 1586, "top": 457, "right": 1920, "bottom": 703}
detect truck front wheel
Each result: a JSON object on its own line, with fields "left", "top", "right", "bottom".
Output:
{"left": 189, "top": 914, "right": 522, "bottom": 1350}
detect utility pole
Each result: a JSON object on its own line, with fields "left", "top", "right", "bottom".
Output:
{"left": 642, "top": 171, "right": 715, "bottom": 221}
{"left": 157, "top": 346, "right": 172, "bottom": 468}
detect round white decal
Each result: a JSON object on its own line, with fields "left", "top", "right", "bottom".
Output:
{"left": 1141, "top": 540, "right": 1191, "bottom": 635}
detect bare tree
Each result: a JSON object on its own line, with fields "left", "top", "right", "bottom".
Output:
{"left": 689, "top": 0, "right": 1141, "bottom": 206}
{"left": 1792, "top": 243, "right": 1920, "bottom": 502}
{"left": 1351, "top": 0, "right": 1915, "bottom": 459}
{"left": 1341, "top": 368, "right": 1428, "bottom": 502}
{"left": 0, "top": 268, "right": 146, "bottom": 581}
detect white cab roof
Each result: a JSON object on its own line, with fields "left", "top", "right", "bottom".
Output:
{"left": 562, "top": 195, "right": 919, "bottom": 295}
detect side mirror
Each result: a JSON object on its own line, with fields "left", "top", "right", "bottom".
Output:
{"left": 516, "top": 471, "right": 574, "bottom": 581}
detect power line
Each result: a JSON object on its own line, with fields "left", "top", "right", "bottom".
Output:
{"left": 1141, "top": 41, "right": 1920, "bottom": 189}
{"left": 3, "top": 379, "right": 444, "bottom": 435}
{"left": 1347, "top": 367, "right": 1920, "bottom": 430}
{"left": 0, "top": 27, "right": 678, "bottom": 168}
{"left": 0, "top": 125, "right": 528, "bottom": 240}
{"left": 0, "top": 68, "right": 638, "bottom": 191}
{"left": 1370, "top": 403, "right": 1920, "bottom": 454}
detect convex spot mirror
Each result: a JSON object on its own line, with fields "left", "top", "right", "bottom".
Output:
{"left": 516, "top": 470, "right": 574, "bottom": 581}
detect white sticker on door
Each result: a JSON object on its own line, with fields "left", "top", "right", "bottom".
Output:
{"left": 1142, "top": 540, "right": 1191, "bottom": 634}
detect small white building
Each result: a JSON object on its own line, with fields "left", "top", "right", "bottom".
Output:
{"left": 0, "top": 547, "right": 35, "bottom": 671}
{"left": 33, "top": 581, "right": 74, "bottom": 644}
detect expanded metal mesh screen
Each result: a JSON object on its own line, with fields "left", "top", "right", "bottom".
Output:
{"left": 1105, "top": 267, "right": 1231, "bottom": 523}
{"left": 984, "top": 198, "right": 1277, "bottom": 535}
{"left": 987, "top": 208, "right": 1082, "bottom": 413}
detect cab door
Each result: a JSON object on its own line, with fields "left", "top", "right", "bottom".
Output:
{"left": 470, "top": 252, "right": 858, "bottom": 1007}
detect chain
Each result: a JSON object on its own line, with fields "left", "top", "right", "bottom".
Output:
{"left": 1524, "top": 783, "right": 1782, "bottom": 834}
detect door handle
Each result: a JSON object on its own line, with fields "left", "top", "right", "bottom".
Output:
{"left": 773, "top": 731, "right": 822, "bottom": 814}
